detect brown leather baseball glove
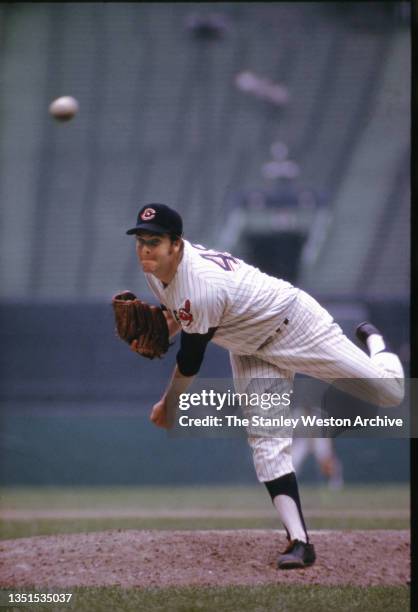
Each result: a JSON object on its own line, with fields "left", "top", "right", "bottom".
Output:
{"left": 112, "top": 291, "right": 170, "bottom": 359}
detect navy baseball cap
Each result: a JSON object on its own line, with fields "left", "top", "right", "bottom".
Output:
{"left": 126, "top": 203, "right": 183, "bottom": 236}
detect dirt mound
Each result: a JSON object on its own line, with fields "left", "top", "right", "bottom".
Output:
{"left": 0, "top": 530, "right": 409, "bottom": 588}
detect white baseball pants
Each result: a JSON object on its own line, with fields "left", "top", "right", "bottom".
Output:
{"left": 230, "top": 290, "right": 404, "bottom": 482}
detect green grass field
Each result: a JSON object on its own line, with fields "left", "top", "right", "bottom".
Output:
{"left": 0, "top": 585, "right": 410, "bottom": 612}
{"left": 0, "top": 484, "right": 410, "bottom": 511}
{"left": 0, "top": 484, "right": 409, "bottom": 539}
{"left": 0, "top": 485, "right": 410, "bottom": 611}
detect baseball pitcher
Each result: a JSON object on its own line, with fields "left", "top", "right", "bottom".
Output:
{"left": 113, "top": 203, "right": 404, "bottom": 569}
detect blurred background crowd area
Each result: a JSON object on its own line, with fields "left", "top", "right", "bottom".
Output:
{"left": 0, "top": 3, "right": 410, "bottom": 485}
{"left": 0, "top": 2, "right": 410, "bottom": 303}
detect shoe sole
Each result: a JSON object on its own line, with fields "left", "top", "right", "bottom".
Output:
{"left": 355, "top": 322, "right": 369, "bottom": 344}
{"left": 278, "top": 559, "right": 315, "bottom": 570}
{"left": 356, "top": 321, "right": 380, "bottom": 344}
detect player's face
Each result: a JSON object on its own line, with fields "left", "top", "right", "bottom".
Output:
{"left": 135, "top": 232, "right": 182, "bottom": 281}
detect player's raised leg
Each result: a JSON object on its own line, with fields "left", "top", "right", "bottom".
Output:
{"left": 355, "top": 320, "right": 404, "bottom": 385}
{"left": 259, "top": 291, "right": 404, "bottom": 408}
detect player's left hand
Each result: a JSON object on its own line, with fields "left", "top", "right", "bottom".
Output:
{"left": 112, "top": 291, "right": 170, "bottom": 359}
{"left": 150, "top": 397, "right": 169, "bottom": 428}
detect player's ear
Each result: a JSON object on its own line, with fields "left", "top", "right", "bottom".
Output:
{"left": 172, "top": 237, "right": 183, "bottom": 252}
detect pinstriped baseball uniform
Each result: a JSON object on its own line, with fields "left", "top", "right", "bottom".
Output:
{"left": 146, "top": 240, "right": 404, "bottom": 482}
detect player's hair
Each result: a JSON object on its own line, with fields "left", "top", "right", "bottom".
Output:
{"left": 168, "top": 232, "right": 183, "bottom": 243}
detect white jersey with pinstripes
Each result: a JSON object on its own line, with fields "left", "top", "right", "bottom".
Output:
{"left": 145, "top": 239, "right": 299, "bottom": 354}
{"left": 144, "top": 238, "right": 404, "bottom": 483}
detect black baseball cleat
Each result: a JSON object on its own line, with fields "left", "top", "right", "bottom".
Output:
{"left": 355, "top": 321, "right": 382, "bottom": 346}
{"left": 277, "top": 539, "right": 316, "bottom": 570}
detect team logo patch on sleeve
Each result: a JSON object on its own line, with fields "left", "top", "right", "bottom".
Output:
{"left": 178, "top": 299, "right": 193, "bottom": 326}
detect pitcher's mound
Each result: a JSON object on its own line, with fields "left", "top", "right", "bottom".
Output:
{"left": 0, "top": 530, "right": 409, "bottom": 588}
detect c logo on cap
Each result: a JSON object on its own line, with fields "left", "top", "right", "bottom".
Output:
{"left": 141, "top": 208, "right": 156, "bottom": 221}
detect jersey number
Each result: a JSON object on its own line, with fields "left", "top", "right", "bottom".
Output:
{"left": 192, "top": 244, "right": 239, "bottom": 272}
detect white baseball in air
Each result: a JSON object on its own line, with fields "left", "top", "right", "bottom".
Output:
{"left": 49, "top": 96, "right": 79, "bottom": 121}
